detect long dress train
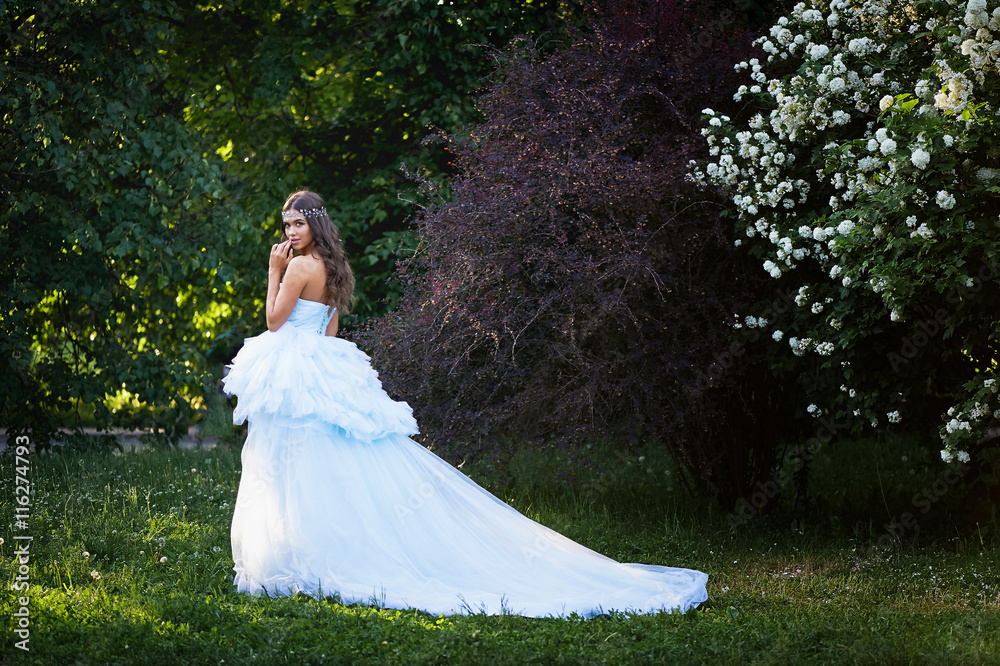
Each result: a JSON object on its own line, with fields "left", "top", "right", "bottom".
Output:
{"left": 223, "top": 298, "right": 708, "bottom": 618}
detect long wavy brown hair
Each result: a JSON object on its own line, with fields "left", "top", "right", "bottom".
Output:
{"left": 282, "top": 190, "right": 356, "bottom": 314}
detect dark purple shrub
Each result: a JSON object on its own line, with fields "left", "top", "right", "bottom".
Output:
{"left": 361, "top": 0, "right": 787, "bottom": 505}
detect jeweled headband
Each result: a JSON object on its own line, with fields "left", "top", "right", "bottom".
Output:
{"left": 282, "top": 207, "right": 327, "bottom": 220}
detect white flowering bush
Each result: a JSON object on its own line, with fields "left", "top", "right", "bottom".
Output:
{"left": 691, "top": 0, "right": 1000, "bottom": 463}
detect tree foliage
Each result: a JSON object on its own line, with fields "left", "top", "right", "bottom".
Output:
{"left": 1, "top": 0, "right": 255, "bottom": 441}
{"left": 692, "top": 0, "right": 1000, "bottom": 466}
{"left": 362, "top": 0, "right": 785, "bottom": 503}
{"left": 171, "top": 0, "right": 583, "bottom": 320}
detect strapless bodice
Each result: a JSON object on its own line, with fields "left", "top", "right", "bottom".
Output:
{"left": 286, "top": 298, "right": 337, "bottom": 335}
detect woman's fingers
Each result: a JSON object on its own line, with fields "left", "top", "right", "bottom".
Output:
{"left": 269, "top": 241, "right": 293, "bottom": 269}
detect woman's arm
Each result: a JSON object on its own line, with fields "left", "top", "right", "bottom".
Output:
{"left": 324, "top": 310, "right": 339, "bottom": 337}
{"left": 266, "top": 241, "right": 308, "bottom": 331}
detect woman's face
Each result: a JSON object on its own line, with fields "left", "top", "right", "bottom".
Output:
{"left": 282, "top": 211, "right": 314, "bottom": 255}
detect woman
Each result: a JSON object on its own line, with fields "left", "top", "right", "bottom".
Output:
{"left": 224, "top": 189, "right": 708, "bottom": 618}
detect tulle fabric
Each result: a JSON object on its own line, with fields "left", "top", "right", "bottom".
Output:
{"left": 224, "top": 298, "right": 708, "bottom": 618}
{"left": 222, "top": 300, "right": 417, "bottom": 441}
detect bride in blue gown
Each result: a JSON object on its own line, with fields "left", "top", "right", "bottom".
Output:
{"left": 223, "top": 190, "right": 708, "bottom": 618}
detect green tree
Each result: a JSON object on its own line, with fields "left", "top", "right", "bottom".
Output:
{"left": 1, "top": 0, "right": 257, "bottom": 441}
{"left": 1, "top": 0, "right": 581, "bottom": 442}
{"left": 171, "top": 0, "right": 583, "bottom": 320}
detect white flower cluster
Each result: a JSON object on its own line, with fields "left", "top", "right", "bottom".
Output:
{"left": 945, "top": 418, "right": 971, "bottom": 434}
{"left": 911, "top": 148, "right": 931, "bottom": 169}
{"left": 788, "top": 336, "right": 812, "bottom": 356}
{"left": 693, "top": 2, "right": 941, "bottom": 294}
{"left": 910, "top": 222, "right": 935, "bottom": 239}
{"left": 941, "top": 0, "right": 1000, "bottom": 115}
{"left": 940, "top": 374, "right": 999, "bottom": 461}
{"left": 936, "top": 190, "right": 957, "bottom": 209}
{"left": 691, "top": 0, "right": 998, "bottom": 296}
{"left": 941, "top": 448, "right": 972, "bottom": 463}
{"left": 976, "top": 168, "right": 1000, "bottom": 183}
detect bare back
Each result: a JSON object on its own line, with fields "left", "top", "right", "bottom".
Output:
{"left": 291, "top": 254, "right": 339, "bottom": 337}
{"left": 294, "top": 254, "right": 330, "bottom": 304}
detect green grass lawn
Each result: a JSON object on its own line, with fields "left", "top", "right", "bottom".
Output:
{"left": 1, "top": 436, "right": 998, "bottom": 665}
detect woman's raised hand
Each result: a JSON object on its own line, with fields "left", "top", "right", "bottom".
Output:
{"left": 269, "top": 240, "right": 293, "bottom": 273}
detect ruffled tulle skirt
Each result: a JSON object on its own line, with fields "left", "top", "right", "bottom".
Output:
{"left": 224, "top": 322, "right": 708, "bottom": 618}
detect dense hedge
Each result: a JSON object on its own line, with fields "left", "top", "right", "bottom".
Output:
{"left": 362, "top": 0, "right": 790, "bottom": 503}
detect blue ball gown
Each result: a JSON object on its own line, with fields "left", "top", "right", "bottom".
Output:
{"left": 223, "top": 297, "right": 708, "bottom": 618}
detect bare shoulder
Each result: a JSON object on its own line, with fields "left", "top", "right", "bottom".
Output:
{"left": 287, "top": 255, "right": 323, "bottom": 275}
{"left": 287, "top": 254, "right": 328, "bottom": 298}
